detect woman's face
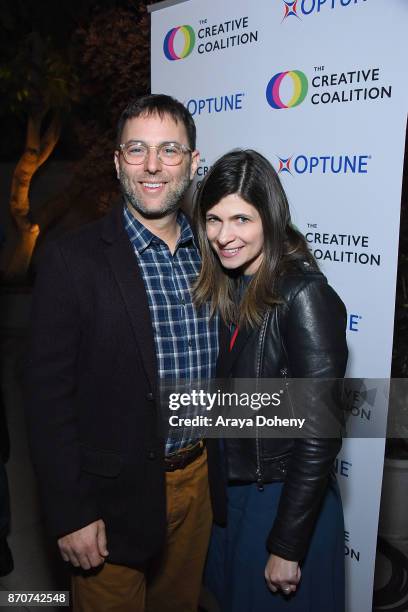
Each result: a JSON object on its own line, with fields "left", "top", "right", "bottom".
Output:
{"left": 205, "top": 194, "right": 264, "bottom": 275}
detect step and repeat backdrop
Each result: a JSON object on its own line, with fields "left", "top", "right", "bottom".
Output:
{"left": 150, "top": 0, "right": 407, "bottom": 609}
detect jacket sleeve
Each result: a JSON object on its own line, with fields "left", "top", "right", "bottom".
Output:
{"left": 24, "top": 241, "right": 100, "bottom": 538}
{"left": 266, "top": 277, "right": 348, "bottom": 561}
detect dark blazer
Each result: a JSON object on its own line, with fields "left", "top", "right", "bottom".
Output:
{"left": 25, "top": 203, "right": 220, "bottom": 568}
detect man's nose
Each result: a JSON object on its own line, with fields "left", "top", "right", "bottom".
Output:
{"left": 144, "top": 147, "right": 162, "bottom": 174}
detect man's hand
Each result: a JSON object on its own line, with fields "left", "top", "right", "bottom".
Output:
{"left": 264, "top": 553, "right": 301, "bottom": 595}
{"left": 57, "top": 519, "right": 109, "bottom": 570}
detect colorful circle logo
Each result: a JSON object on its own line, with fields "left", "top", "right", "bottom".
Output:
{"left": 163, "top": 26, "right": 196, "bottom": 61}
{"left": 266, "top": 71, "right": 308, "bottom": 109}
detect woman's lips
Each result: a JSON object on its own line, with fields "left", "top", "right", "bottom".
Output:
{"left": 218, "top": 246, "right": 244, "bottom": 258}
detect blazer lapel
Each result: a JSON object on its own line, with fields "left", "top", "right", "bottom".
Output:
{"left": 101, "top": 204, "right": 157, "bottom": 394}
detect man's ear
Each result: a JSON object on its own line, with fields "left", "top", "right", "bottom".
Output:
{"left": 114, "top": 150, "right": 120, "bottom": 179}
{"left": 190, "top": 150, "right": 200, "bottom": 180}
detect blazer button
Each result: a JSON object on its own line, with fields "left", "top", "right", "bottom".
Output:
{"left": 146, "top": 392, "right": 154, "bottom": 401}
{"left": 279, "top": 461, "right": 286, "bottom": 473}
{"left": 148, "top": 450, "right": 156, "bottom": 460}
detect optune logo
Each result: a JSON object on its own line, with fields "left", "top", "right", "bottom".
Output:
{"left": 266, "top": 71, "right": 308, "bottom": 109}
{"left": 277, "top": 156, "right": 293, "bottom": 174}
{"left": 282, "top": 1, "right": 301, "bottom": 20}
{"left": 276, "top": 153, "right": 370, "bottom": 175}
{"left": 281, "top": 0, "right": 368, "bottom": 21}
{"left": 186, "top": 93, "right": 245, "bottom": 117}
{"left": 163, "top": 26, "right": 195, "bottom": 61}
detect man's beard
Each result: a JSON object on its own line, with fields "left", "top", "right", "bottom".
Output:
{"left": 119, "top": 167, "right": 191, "bottom": 219}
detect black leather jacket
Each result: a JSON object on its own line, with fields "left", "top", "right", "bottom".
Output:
{"left": 216, "top": 262, "right": 348, "bottom": 562}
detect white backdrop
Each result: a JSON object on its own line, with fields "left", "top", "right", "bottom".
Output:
{"left": 150, "top": 1, "right": 408, "bottom": 609}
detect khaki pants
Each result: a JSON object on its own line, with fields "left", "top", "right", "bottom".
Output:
{"left": 72, "top": 449, "right": 212, "bottom": 612}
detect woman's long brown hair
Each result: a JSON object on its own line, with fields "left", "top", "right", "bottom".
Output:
{"left": 193, "top": 149, "right": 317, "bottom": 328}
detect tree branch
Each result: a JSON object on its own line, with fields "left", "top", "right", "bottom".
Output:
{"left": 37, "top": 112, "right": 61, "bottom": 168}
{"left": 9, "top": 113, "right": 44, "bottom": 219}
{"left": 26, "top": 113, "right": 42, "bottom": 152}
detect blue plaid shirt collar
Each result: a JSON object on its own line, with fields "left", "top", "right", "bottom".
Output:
{"left": 123, "top": 205, "right": 195, "bottom": 254}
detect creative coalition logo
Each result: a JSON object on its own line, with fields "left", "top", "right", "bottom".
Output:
{"left": 281, "top": 0, "right": 368, "bottom": 21}
{"left": 266, "top": 66, "right": 392, "bottom": 109}
{"left": 276, "top": 153, "right": 370, "bottom": 175}
{"left": 163, "top": 25, "right": 195, "bottom": 61}
{"left": 345, "top": 529, "right": 360, "bottom": 563}
{"left": 163, "top": 17, "right": 258, "bottom": 60}
{"left": 266, "top": 71, "right": 308, "bottom": 109}
{"left": 197, "top": 160, "right": 210, "bottom": 178}
{"left": 310, "top": 66, "right": 391, "bottom": 104}
{"left": 342, "top": 378, "right": 376, "bottom": 423}
{"left": 195, "top": 158, "right": 212, "bottom": 188}
{"left": 305, "top": 223, "right": 381, "bottom": 266}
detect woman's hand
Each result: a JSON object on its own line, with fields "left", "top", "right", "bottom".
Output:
{"left": 264, "top": 553, "right": 301, "bottom": 595}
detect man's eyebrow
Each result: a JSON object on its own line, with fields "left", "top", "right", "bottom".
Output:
{"left": 123, "top": 139, "right": 181, "bottom": 145}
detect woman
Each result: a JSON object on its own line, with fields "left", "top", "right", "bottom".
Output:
{"left": 193, "top": 150, "right": 348, "bottom": 611}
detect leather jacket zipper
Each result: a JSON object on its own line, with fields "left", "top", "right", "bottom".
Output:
{"left": 254, "top": 308, "right": 292, "bottom": 492}
{"left": 255, "top": 311, "right": 270, "bottom": 492}
{"left": 277, "top": 319, "right": 296, "bottom": 420}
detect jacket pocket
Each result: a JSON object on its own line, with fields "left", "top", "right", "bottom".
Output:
{"left": 262, "top": 451, "right": 291, "bottom": 477}
{"left": 80, "top": 445, "right": 122, "bottom": 478}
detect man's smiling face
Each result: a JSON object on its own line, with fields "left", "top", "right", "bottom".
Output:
{"left": 114, "top": 112, "right": 199, "bottom": 220}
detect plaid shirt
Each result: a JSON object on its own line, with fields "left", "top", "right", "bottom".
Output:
{"left": 124, "top": 205, "right": 218, "bottom": 454}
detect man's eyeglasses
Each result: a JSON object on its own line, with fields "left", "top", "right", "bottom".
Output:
{"left": 118, "top": 141, "right": 192, "bottom": 166}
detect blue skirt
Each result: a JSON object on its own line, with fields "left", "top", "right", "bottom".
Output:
{"left": 205, "top": 481, "right": 345, "bottom": 612}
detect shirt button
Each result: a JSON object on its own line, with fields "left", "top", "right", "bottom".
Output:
{"left": 180, "top": 298, "right": 185, "bottom": 305}
{"left": 148, "top": 450, "right": 156, "bottom": 460}
{"left": 188, "top": 340, "right": 193, "bottom": 347}
{"left": 146, "top": 392, "right": 154, "bottom": 401}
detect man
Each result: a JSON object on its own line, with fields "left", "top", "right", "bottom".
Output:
{"left": 25, "top": 95, "right": 220, "bottom": 612}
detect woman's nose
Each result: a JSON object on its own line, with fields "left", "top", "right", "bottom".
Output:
{"left": 217, "top": 223, "right": 235, "bottom": 245}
